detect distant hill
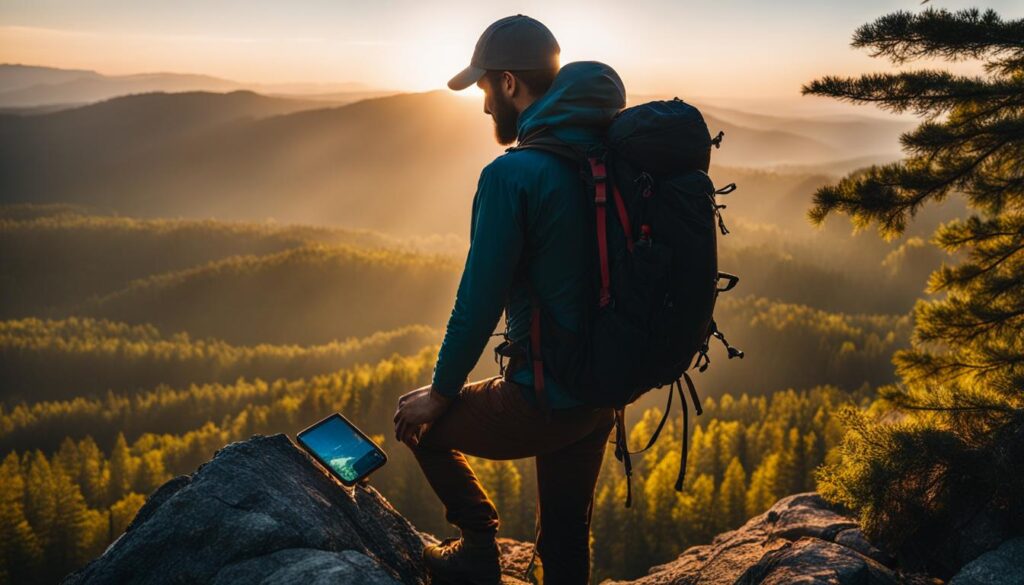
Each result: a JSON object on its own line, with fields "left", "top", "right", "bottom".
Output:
{"left": 0, "top": 204, "right": 464, "bottom": 319}
{"left": 0, "top": 89, "right": 504, "bottom": 234}
{"left": 0, "top": 64, "right": 103, "bottom": 93}
{"left": 0, "top": 203, "right": 444, "bottom": 317}
{"left": 0, "top": 317, "right": 441, "bottom": 404}
{"left": 0, "top": 64, "right": 396, "bottom": 108}
{"left": 73, "top": 243, "right": 461, "bottom": 345}
{"left": 0, "top": 88, "right": 910, "bottom": 235}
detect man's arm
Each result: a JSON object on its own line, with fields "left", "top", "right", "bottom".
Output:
{"left": 432, "top": 160, "right": 526, "bottom": 398}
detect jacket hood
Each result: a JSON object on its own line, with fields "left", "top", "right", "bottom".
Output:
{"left": 516, "top": 60, "right": 626, "bottom": 145}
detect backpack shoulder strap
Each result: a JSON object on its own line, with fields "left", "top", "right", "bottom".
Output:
{"left": 506, "top": 128, "right": 596, "bottom": 165}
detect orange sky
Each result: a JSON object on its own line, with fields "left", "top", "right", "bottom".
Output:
{"left": 1, "top": 1, "right": 1014, "bottom": 99}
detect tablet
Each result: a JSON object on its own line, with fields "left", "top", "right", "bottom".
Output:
{"left": 295, "top": 412, "right": 387, "bottom": 486}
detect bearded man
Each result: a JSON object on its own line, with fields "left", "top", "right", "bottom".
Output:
{"left": 393, "top": 14, "right": 626, "bottom": 585}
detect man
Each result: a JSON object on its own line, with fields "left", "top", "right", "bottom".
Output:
{"left": 393, "top": 14, "right": 626, "bottom": 585}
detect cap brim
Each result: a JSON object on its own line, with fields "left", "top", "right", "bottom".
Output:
{"left": 447, "top": 64, "right": 486, "bottom": 91}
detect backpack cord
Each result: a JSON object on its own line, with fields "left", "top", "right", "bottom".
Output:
{"left": 522, "top": 520, "right": 541, "bottom": 583}
{"left": 613, "top": 409, "right": 634, "bottom": 507}
{"left": 676, "top": 372, "right": 704, "bottom": 491}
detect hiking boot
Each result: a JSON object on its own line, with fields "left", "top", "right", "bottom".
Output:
{"left": 422, "top": 532, "right": 501, "bottom": 585}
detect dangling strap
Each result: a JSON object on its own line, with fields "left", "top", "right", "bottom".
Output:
{"left": 674, "top": 372, "right": 704, "bottom": 491}
{"left": 626, "top": 385, "right": 674, "bottom": 456}
{"left": 588, "top": 158, "right": 612, "bottom": 307}
{"left": 522, "top": 519, "right": 541, "bottom": 582}
{"left": 612, "top": 408, "right": 633, "bottom": 507}
{"left": 613, "top": 384, "right": 677, "bottom": 507}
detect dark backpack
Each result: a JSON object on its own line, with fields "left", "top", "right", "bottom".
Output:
{"left": 503, "top": 97, "right": 744, "bottom": 506}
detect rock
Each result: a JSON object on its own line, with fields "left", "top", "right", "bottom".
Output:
{"left": 834, "top": 528, "right": 894, "bottom": 566}
{"left": 64, "top": 435, "right": 957, "bottom": 585}
{"left": 497, "top": 538, "right": 538, "bottom": 582}
{"left": 213, "top": 549, "right": 402, "bottom": 585}
{"left": 601, "top": 492, "right": 907, "bottom": 585}
{"left": 948, "top": 537, "right": 1024, "bottom": 585}
{"left": 63, "top": 434, "right": 535, "bottom": 585}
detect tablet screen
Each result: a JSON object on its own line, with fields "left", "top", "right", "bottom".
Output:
{"left": 298, "top": 414, "right": 385, "bottom": 484}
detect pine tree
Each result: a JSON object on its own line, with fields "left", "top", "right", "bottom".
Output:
{"left": 676, "top": 474, "right": 716, "bottom": 545}
{"left": 745, "top": 452, "right": 780, "bottom": 517}
{"left": 22, "top": 452, "right": 57, "bottom": 553}
{"left": 0, "top": 453, "right": 41, "bottom": 584}
{"left": 642, "top": 450, "right": 685, "bottom": 559}
{"left": 48, "top": 463, "right": 103, "bottom": 576}
{"left": 804, "top": 6, "right": 1024, "bottom": 567}
{"left": 717, "top": 457, "right": 748, "bottom": 530}
{"left": 107, "top": 433, "right": 134, "bottom": 505}
{"left": 76, "top": 437, "right": 107, "bottom": 508}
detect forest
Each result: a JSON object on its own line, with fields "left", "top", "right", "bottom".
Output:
{"left": 0, "top": 195, "right": 921, "bottom": 584}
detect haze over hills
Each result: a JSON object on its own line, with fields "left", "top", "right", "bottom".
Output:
{"left": 0, "top": 64, "right": 399, "bottom": 109}
{"left": 0, "top": 86, "right": 918, "bottom": 235}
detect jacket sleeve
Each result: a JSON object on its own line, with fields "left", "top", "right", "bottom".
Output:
{"left": 432, "top": 160, "right": 526, "bottom": 398}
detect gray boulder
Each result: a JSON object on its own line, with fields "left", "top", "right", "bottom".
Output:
{"left": 948, "top": 537, "right": 1024, "bottom": 585}
{"left": 601, "top": 492, "right": 914, "bottom": 585}
{"left": 62, "top": 434, "right": 430, "bottom": 585}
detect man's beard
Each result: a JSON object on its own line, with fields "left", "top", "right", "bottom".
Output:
{"left": 491, "top": 92, "right": 519, "bottom": 145}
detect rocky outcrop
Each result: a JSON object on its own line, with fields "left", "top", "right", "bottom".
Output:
{"left": 63, "top": 434, "right": 533, "bottom": 585}
{"left": 63, "top": 434, "right": 430, "bottom": 585}
{"left": 601, "top": 492, "right": 918, "bottom": 585}
{"left": 65, "top": 433, "right": 995, "bottom": 585}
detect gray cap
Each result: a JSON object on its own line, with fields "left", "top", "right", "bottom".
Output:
{"left": 447, "top": 14, "right": 560, "bottom": 91}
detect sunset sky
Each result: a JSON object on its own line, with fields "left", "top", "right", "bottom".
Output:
{"left": 1, "top": 0, "right": 1019, "bottom": 100}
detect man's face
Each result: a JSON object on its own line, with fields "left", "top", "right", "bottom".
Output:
{"left": 477, "top": 73, "right": 519, "bottom": 146}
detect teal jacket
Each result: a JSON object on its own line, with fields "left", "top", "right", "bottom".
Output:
{"left": 432, "top": 61, "right": 627, "bottom": 408}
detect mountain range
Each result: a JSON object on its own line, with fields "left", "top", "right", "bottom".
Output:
{"left": 0, "top": 76, "right": 913, "bottom": 236}
{"left": 0, "top": 64, "right": 397, "bottom": 109}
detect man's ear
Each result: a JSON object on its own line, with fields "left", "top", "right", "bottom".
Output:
{"left": 500, "top": 71, "right": 518, "bottom": 99}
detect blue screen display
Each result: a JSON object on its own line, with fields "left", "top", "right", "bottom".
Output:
{"left": 300, "top": 416, "right": 384, "bottom": 483}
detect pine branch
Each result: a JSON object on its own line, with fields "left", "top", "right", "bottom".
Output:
{"left": 853, "top": 8, "right": 1024, "bottom": 64}
{"left": 934, "top": 216, "right": 1024, "bottom": 250}
{"left": 877, "top": 382, "right": 1015, "bottom": 414}
{"left": 809, "top": 137, "right": 1011, "bottom": 237}
{"left": 916, "top": 297, "right": 1024, "bottom": 344}
{"left": 802, "top": 71, "right": 1024, "bottom": 116}
{"left": 897, "top": 346, "right": 1024, "bottom": 388}
{"left": 986, "top": 54, "right": 1024, "bottom": 76}
{"left": 932, "top": 264, "right": 1024, "bottom": 303}
{"left": 901, "top": 116, "right": 1024, "bottom": 160}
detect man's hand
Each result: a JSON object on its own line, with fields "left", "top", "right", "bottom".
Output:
{"left": 394, "top": 385, "right": 451, "bottom": 448}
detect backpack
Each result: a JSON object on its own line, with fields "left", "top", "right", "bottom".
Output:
{"left": 502, "top": 97, "right": 744, "bottom": 506}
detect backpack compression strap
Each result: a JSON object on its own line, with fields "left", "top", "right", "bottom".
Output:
{"left": 588, "top": 157, "right": 634, "bottom": 309}
{"left": 588, "top": 158, "right": 612, "bottom": 307}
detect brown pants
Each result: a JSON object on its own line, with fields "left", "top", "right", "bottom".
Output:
{"left": 409, "top": 375, "right": 615, "bottom": 585}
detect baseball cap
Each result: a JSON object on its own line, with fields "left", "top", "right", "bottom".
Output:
{"left": 447, "top": 14, "right": 560, "bottom": 91}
